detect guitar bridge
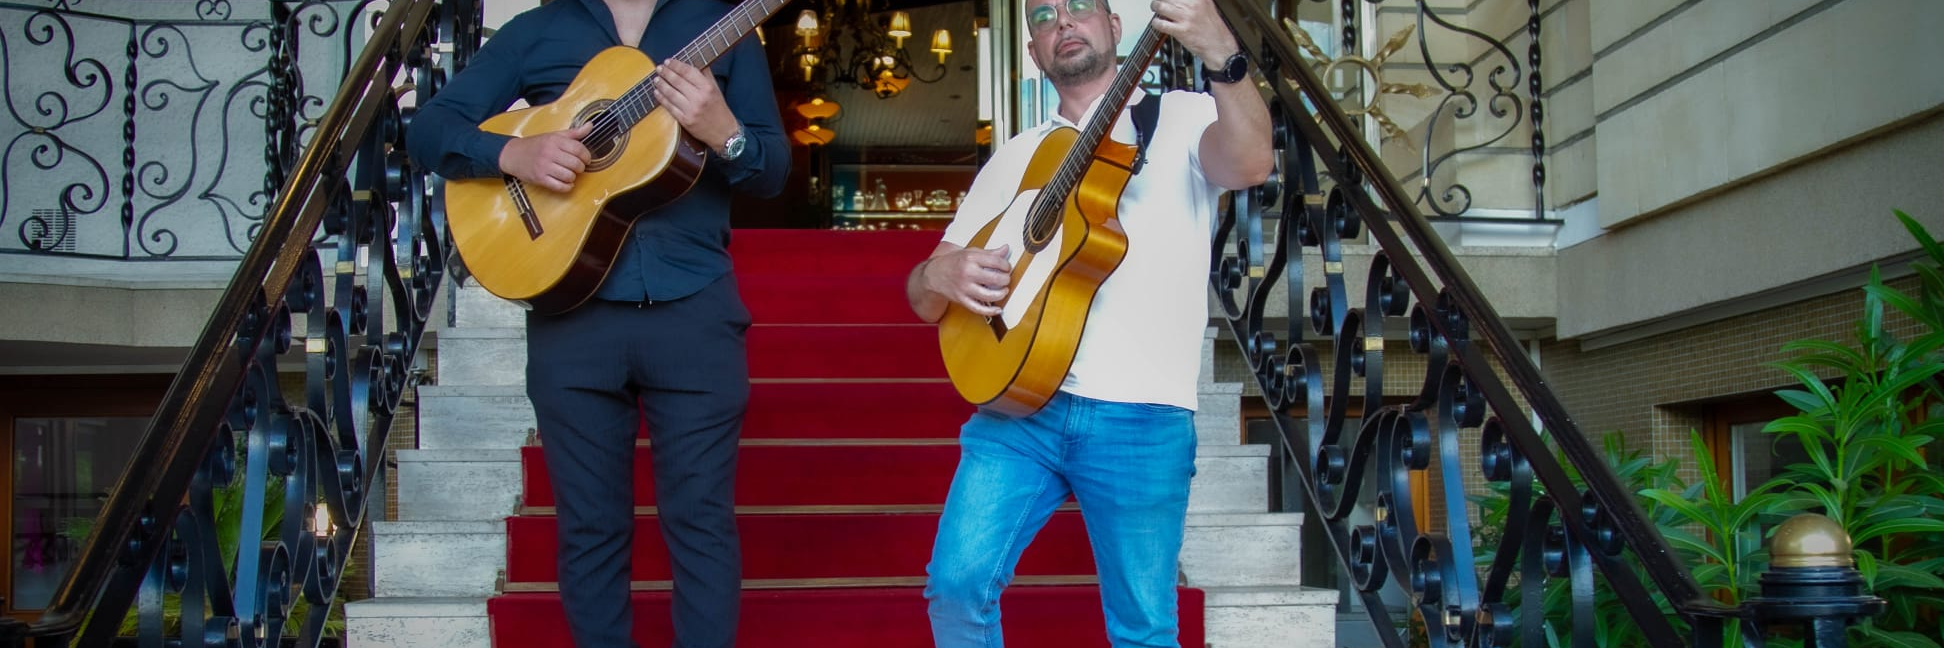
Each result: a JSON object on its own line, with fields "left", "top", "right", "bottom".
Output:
{"left": 504, "top": 176, "right": 543, "bottom": 239}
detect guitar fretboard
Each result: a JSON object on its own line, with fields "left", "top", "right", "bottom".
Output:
{"left": 1028, "top": 27, "right": 1168, "bottom": 241}
{"left": 595, "top": 0, "right": 792, "bottom": 136}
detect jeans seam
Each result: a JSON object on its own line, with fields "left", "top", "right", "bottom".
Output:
{"left": 981, "top": 470, "right": 1053, "bottom": 648}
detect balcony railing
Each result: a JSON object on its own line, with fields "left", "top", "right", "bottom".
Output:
{"left": 0, "top": 1, "right": 368, "bottom": 259}
{"left": 0, "top": 1, "right": 478, "bottom": 645}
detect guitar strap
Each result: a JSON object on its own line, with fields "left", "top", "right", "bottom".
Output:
{"left": 1130, "top": 91, "right": 1161, "bottom": 175}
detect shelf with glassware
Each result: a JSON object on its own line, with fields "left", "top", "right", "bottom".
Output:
{"left": 828, "top": 163, "right": 970, "bottom": 230}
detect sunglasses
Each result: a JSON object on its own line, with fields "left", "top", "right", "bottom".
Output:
{"left": 1026, "top": 0, "right": 1100, "bottom": 34}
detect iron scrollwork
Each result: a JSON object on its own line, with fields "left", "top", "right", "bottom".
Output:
{"left": 0, "top": 1, "right": 360, "bottom": 259}
{"left": 1288, "top": 0, "right": 1539, "bottom": 218}
{"left": 0, "top": 2, "right": 476, "bottom": 648}
{"left": 1200, "top": 0, "right": 1759, "bottom": 645}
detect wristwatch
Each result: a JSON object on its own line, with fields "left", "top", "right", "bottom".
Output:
{"left": 721, "top": 128, "right": 747, "bottom": 161}
{"left": 1203, "top": 51, "right": 1249, "bottom": 84}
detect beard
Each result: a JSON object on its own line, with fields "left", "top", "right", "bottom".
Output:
{"left": 1041, "top": 37, "right": 1112, "bottom": 84}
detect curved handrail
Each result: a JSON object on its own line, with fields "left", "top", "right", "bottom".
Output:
{"left": 0, "top": 1, "right": 476, "bottom": 645}
{"left": 1196, "top": 0, "right": 1734, "bottom": 645}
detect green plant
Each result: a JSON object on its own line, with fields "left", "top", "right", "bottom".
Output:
{"left": 62, "top": 471, "right": 353, "bottom": 640}
{"left": 1470, "top": 431, "right": 1690, "bottom": 648}
{"left": 1473, "top": 212, "right": 1944, "bottom": 647}
{"left": 1758, "top": 210, "right": 1944, "bottom": 647}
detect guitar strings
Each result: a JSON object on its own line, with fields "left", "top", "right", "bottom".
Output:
{"left": 1023, "top": 27, "right": 1164, "bottom": 241}
{"left": 571, "top": 2, "right": 767, "bottom": 148}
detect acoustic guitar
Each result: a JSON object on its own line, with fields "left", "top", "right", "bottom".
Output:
{"left": 443, "top": 0, "right": 790, "bottom": 315}
{"left": 937, "top": 27, "right": 1168, "bottom": 416}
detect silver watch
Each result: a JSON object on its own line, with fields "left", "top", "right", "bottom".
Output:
{"left": 721, "top": 128, "right": 747, "bottom": 161}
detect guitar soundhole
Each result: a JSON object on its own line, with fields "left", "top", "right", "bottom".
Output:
{"left": 576, "top": 100, "right": 628, "bottom": 173}
{"left": 1023, "top": 202, "right": 1056, "bottom": 254}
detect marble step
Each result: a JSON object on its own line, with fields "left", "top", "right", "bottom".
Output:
{"left": 1194, "top": 381, "right": 1246, "bottom": 446}
{"left": 344, "top": 597, "right": 489, "bottom": 648}
{"left": 369, "top": 512, "right": 1307, "bottom": 598}
{"left": 415, "top": 384, "right": 535, "bottom": 450}
{"left": 370, "top": 520, "right": 506, "bottom": 598}
{"left": 1182, "top": 512, "right": 1306, "bottom": 588}
{"left": 1203, "top": 586, "right": 1340, "bottom": 648}
{"left": 1189, "top": 444, "right": 1271, "bottom": 514}
{"left": 394, "top": 449, "right": 522, "bottom": 521}
{"left": 453, "top": 283, "right": 525, "bottom": 329}
{"left": 434, "top": 327, "right": 526, "bottom": 386}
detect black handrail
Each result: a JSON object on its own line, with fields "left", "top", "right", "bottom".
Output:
{"left": 1194, "top": 0, "right": 1779, "bottom": 645}
{"left": 0, "top": 1, "right": 475, "bottom": 645}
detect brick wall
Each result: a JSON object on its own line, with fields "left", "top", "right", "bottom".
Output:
{"left": 1541, "top": 275, "right": 1925, "bottom": 463}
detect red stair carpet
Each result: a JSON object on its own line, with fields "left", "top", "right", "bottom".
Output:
{"left": 486, "top": 229, "right": 1207, "bottom": 647}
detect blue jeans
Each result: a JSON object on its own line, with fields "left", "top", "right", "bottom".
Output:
{"left": 925, "top": 391, "right": 1197, "bottom": 648}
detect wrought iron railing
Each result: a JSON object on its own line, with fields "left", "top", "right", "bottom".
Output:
{"left": 0, "top": 1, "right": 368, "bottom": 259}
{"left": 1278, "top": 0, "right": 1546, "bottom": 220}
{"left": 1202, "top": 0, "right": 1881, "bottom": 645}
{"left": 0, "top": 0, "right": 477, "bottom": 645}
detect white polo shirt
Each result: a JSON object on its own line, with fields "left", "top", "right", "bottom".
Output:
{"left": 941, "top": 90, "right": 1222, "bottom": 410}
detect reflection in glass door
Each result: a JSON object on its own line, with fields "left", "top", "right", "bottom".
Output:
{"left": 10, "top": 417, "right": 145, "bottom": 611}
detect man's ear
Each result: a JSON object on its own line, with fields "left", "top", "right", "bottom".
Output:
{"left": 1109, "top": 13, "right": 1121, "bottom": 44}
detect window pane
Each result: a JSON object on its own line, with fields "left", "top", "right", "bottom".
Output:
{"left": 1732, "top": 420, "right": 1809, "bottom": 499}
{"left": 12, "top": 417, "right": 145, "bottom": 610}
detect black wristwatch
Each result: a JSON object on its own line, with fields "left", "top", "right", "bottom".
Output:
{"left": 1203, "top": 51, "right": 1249, "bottom": 84}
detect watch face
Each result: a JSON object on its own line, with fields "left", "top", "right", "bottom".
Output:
{"left": 725, "top": 134, "right": 746, "bottom": 159}
{"left": 1224, "top": 54, "right": 1247, "bottom": 81}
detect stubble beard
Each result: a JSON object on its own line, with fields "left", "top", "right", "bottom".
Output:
{"left": 1043, "top": 40, "right": 1111, "bottom": 85}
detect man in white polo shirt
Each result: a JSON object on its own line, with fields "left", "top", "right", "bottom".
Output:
{"left": 902, "top": 0, "right": 1271, "bottom": 642}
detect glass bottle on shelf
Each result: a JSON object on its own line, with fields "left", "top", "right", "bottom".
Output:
{"left": 871, "top": 179, "right": 890, "bottom": 211}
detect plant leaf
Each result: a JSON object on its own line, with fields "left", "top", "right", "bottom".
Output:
{"left": 1855, "top": 517, "right": 1944, "bottom": 544}
{"left": 1873, "top": 562, "right": 1944, "bottom": 591}
{"left": 1856, "top": 625, "right": 1942, "bottom": 648}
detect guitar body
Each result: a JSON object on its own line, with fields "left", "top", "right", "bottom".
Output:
{"left": 938, "top": 127, "right": 1139, "bottom": 417}
{"left": 444, "top": 46, "right": 708, "bottom": 315}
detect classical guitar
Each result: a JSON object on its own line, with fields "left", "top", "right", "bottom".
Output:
{"left": 937, "top": 27, "right": 1167, "bottom": 416}
{"left": 443, "top": 0, "right": 790, "bottom": 315}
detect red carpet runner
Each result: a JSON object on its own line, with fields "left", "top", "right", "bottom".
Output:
{"left": 486, "top": 229, "right": 1207, "bottom": 646}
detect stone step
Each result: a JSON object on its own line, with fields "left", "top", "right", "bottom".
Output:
{"left": 1182, "top": 512, "right": 1305, "bottom": 588}
{"left": 371, "top": 513, "right": 1305, "bottom": 598}
{"left": 434, "top": 326, "right": 527, "bottom": 386}
{"left": 1189, "top": 444, "right": 1271, "bottom": 514}
{"left": 371, "top": 520, "right": 506, "bottom": 598}
{"left": 344, "top": 597, "right": 489, "bottom": 648}
{"left": 1203, "top": 586, "right": 1340, "bottom": 648}
{"left": 1194, "top": 381, "right": 1245, "bottom": 446}
{"left": 415, "top": 384, "right": 534, "bottom": 449}
{"left": 394, "top": 449, "right": 522, "bottom": 521}
{"left": 454, "top": 283, "right": 525, "bottom": 329}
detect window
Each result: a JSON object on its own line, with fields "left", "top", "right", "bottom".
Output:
{"left": 0, "top": 374, "right": 167, "bottom": 620}
{"left": 9, "top": 417, "right": 145, "bottom": 610}
{"left": 1727, "top": 419, "right": 1810, "bottom": 500}
{"left": 1703, "top": 395, "right": 1804, "bottom": 501}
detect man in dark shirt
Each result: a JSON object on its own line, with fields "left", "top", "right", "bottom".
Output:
{"left": 405, "top": 0, "right": 788, "bottom": 646}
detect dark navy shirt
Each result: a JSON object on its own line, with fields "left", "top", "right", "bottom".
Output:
{"left": 407, "top": 0, "right": 788, "bottom": 302}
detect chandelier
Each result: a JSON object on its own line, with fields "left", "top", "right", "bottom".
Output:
{"left": 793, "top": 0, "right": 953, "bottom": 100}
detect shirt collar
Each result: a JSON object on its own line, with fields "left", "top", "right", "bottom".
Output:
{"left": 1043, "top": 88, "right": 1146, "bottom": 131}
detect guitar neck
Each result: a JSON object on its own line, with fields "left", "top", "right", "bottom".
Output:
{"left": 1044, "top": 28, "right": 1167, "bottom": 200}
{"left": 608, "top": 0, "right": 792, "bottom": 131}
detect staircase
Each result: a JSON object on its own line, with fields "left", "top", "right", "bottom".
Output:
{"left": 345, "top": 229, "right": 1334, "bottom": 647}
